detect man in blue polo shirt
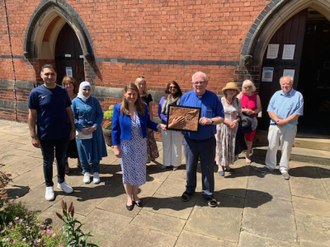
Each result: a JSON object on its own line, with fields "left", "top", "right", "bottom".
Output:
{"left": 179, "top": 71, "right": 224, "bottom": 207}
{"left": 28, "top": 64, "right": 75, "bottom": 201}
{"left": 258, "top": 75, "right": 304, "bottom": 180}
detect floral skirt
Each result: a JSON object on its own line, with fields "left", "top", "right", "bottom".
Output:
{"left": 146, "top": 130, "right": 159, "bottom": 163}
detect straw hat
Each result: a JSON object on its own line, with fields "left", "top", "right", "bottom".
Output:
{"left": 222, "top": 82, "right": 240, "bottom": 94}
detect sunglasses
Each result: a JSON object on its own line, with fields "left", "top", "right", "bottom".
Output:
{"left": 169, "top": 86, "right": 177, "bottom": 89}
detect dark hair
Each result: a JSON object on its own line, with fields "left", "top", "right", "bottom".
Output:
{"left": 41, "top": 64, "right": 56, "bottom": 73}
{"left": 62, "top": 76, "right": 78, "bottom": 94}
{"left": 165, "top": 81, "right": 182, "bottom": 99}
{"left": 120, "top": 83, "right": 145, "bottom": 116}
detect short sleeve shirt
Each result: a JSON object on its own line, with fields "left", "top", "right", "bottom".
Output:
{"left": 267, "top": 88, "right": 304, "bottom": 125}
{"left": 28, "top": 85, "right": 71, "bottom": 140}
{"left": 179, "top": 90, "right": 224, "bottom": 139}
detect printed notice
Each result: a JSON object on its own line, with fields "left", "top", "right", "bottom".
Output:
{"left": 283, "top": 69, "right": 295, "bottom": 81}
{"left": 66, "top": 67, "right": 73, "bottom": 77}
{"left": 262, "top": 67, "right": 274, "bottom": 82}
{"left": 266, "top": 44, "right": 279, "bottom": 59}
{"left": 282, "top": 44, "right": 295, "bottom": 60}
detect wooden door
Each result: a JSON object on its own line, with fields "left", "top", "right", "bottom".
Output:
{"left": 259, "top": 9, "right": 308, "bottom": 130}
{"left": 55, "top": 23, "right": 85, "bottom": 85}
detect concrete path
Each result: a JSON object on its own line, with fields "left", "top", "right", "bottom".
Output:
{"left": 1, "top": 119, "right": 330, "bottom": 247}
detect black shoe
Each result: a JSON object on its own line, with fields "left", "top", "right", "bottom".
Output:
{"left": 126, "top": 203, "right": 134, "bottom": 211}
{"left": 134, "top": 200, "right": 142, "bottom": 207}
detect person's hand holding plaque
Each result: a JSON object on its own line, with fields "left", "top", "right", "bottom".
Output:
{"left": 168, "top": 116, "right": 185, "bottom": 129}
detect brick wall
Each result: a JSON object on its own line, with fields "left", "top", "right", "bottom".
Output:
{"left": 0, "top": 0, "right": 270, "bottom": 122}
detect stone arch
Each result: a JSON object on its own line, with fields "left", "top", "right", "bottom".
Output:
{"left": 241, "top": 0, "right": 330, "bottom": 66}
{"left": 24, "top": 0, "right": 94, "bottom": 61}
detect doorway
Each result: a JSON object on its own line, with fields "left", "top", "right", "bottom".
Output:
{"left": 297, "top": 9, "right": 330, "bottom": 135}
{"left": 259, "top": 8, "right": 330, "bottom": 136}
{"left": 55, "top": 23, "right": 85, "bottom": 85}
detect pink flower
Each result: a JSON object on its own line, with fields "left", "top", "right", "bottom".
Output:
{"left": 5, "top": 238, "right": 9, "bottom": 241}
{"left": 42, "top": 230, "right": 46, "bottom": 235}
{"left": 25, "top": 215, "right": 28, "bottom": 219}
{"left": 37, "top": 239, "right": 41, "bottom": 243}
{"left": 36, "top": 223, "right": 39, "bottom": 226}
{"left": 13, "top": 240, "right": 16, "bottom": 244}
{"left": 22, "top": 238, "right": 26, "bottom": 242}
{"left": 41, "top": 225, "right": 44, "bottom": 227}
{"left": 14, "top": 217, "right": 19, "bottom": 221}
{"left": 59, "top": 245, "right": 63, "bottom": 247}
{"left": 52, "top": 233, "right": 56, "bottom": 237}
{"left": 9, "top": 222, "right": 12, "bottom": 225}
{"left": 26, "top": 227, "right": 31, "bottom": 231}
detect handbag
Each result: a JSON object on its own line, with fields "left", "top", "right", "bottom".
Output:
{"left": 235, "top": 98, "right": 247, "bottom": 155}
{"left": 76, "top": 98, "right": 94, "bottom": 140}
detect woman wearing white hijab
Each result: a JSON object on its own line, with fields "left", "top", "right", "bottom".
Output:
{"left": 71, "top": 82, "right": 107, "bottom": 184}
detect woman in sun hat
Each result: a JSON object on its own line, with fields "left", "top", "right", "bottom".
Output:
{"left": 215, "top": 82, "right": 242, "bottom": 176}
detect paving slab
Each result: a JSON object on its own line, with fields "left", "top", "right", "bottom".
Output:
{"left": 142, "top": 192, "right": 196, "bottom": 220}
{"left": 247, "top": 168, "right": 291, "bottom": 201}
{"left": 131, "top": 210, "right": 186, "bottom": 237}
{"left": 317, "top": 165, "right": 330, "bottom": 198}
{"left": 300, "top": 240, "right": 330, "bottom": 247}
{"left": 295, "top": 211, "right": 330, "bottom": 245}
{"left": 185, "top": 192, "right": 244, "bottom": 242}
{"left": 156, "top": 177, "right": 189, "bottom": 197}
{"left": 176, "top": 230, "right": 237, "bottom": 247}
{"left": 82, "top": 208, "right": 132, "bottom": 246}
{"left": 17, "top": 183, "right": 65, "bottom": 213}
{"left": 242, "top": 195, "right": 298, "bottom": 244}
{"left": 238, "top": 231, "right": 298, "bottom": 247}
{"left": 112, "top": 224, "right": 177, "bottom": 247}
{"left": 292, "top": 196, "right": 330, "bottom": 217}
{"left": 51, "top": 184, "right": 115, "bottom": 216}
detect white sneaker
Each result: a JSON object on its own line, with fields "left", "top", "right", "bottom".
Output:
{"left": 83, "top": 172, "right": 91, "bottom": 184}
{"left": 45, "top": 186, "right": 55, "bottom": 201}
{"left": 93, "top": 172, "right": 100, "bottom": 184}
{"left": 57, "top": 182, "right": 73, "bottom": 194}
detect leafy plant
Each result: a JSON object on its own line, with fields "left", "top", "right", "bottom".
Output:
{"left": 103, "top": 105, "right": 114, "bottom": 130}
{"left": 56, "top": 200, "right": 98, "bottom": 247}
{"left": 0, "top": 201, "right": 63, "bottom": 246}
{"left": 0, "top": 164, "right": 12, "bottom": 209}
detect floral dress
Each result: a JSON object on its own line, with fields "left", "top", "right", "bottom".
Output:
{"left": 215, "top": 97, "right": 242, "bottom": 167}
{"left": 120, "top": 112, "right": 147, "bottom": 187}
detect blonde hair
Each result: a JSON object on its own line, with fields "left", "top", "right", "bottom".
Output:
{"left": 242, "top": 80, "right": 256, "bottom": 94}
{"left": 120, "top": 83, "right": 145, "bottom": 116}
{"left": 135, "top": 77, "right": 148, "bottom": 95}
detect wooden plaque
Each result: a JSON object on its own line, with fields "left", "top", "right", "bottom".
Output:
{"left": 166, "top": 105, "right": 201, "bottom": 132}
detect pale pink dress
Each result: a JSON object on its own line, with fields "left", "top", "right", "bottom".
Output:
{"left": 215, "top": 97, "right": 241, "bottom": 167}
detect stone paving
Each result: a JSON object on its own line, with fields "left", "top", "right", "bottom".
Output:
{"left": 0, "top": 119, "right": 330, "bottom": 247}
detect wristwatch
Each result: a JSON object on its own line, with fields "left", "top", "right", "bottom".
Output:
{"left": 211, "top": 118, "right": 214, "bottom": 125}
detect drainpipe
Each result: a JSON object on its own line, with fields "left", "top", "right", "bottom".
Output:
{"left": 3, "top": 0, "right": 18, "bottom": 121}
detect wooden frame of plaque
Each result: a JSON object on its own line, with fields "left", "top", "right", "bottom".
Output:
{"left": 166, "top": 105, "right": 201, "bottom": 132}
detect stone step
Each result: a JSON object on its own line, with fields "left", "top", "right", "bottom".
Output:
{"left": 251, "top": 146, "right": 330, "bottom": 166}
{"left": 255, "top": 130, "right": 330, "bottom": 151}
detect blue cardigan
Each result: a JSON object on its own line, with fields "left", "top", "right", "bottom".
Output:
{"left": 112, "top": 103, "right": 159, "bottom": 146}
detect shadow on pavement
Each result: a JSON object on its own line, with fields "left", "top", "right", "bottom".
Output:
{"left": 7, "top": 185, "right": 30, "bottom": 199}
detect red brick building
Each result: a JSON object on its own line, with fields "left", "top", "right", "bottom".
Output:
{"left": 1, "top": 0, "right": 329, "bottom": 135}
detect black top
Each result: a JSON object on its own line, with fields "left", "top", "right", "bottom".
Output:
{"left": 141, "top": 94, "right": 153, "bottom": 106}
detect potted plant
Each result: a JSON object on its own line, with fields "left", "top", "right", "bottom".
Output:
{"left": 102, "top": 105, "right": 114, "bottom": 146}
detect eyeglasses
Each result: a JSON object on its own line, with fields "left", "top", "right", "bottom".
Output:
{"left": 193, "top": 81, "right": 206, "bottom": 85}
{"left": 169, "top": 86, "right": 177, "bottom": 89}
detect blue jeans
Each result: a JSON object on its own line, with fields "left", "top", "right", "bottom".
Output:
{"left": 183, "top": 136, "right": 216, "bottom": 199}
{"left": 40, "top": 137, "right": 69, "bottom": 187}
{"left": 81, "top": 160, "right": 100, "bottom": 174}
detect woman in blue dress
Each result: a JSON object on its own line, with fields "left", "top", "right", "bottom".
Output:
{"left": 112, "top": 83, "right": 166, "bottom": 211}
{"left": 71, "top": 81, "right": 107, "bottom": 184}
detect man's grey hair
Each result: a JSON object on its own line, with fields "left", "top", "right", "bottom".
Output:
{"left": 279, "top": 75, "right": 293, "bottom": 84}
{"left": 192, "top": 71, "right": 207, "bottom": 82}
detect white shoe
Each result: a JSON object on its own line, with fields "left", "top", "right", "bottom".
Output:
{"left": 45, "top": 186, "right": 55, "bottom": 201}
{"left": 83, "top": 172, "right": 91, "bottom": 184}
{"left": 57, "top": 182, "right": 73, "bottom": 194}
{"left": 93, "top": 172, "right": 100, "bottom": 184}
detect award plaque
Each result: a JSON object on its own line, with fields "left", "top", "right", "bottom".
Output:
{"left": 166, "top": 105, "right": 201, "bottom": 132}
